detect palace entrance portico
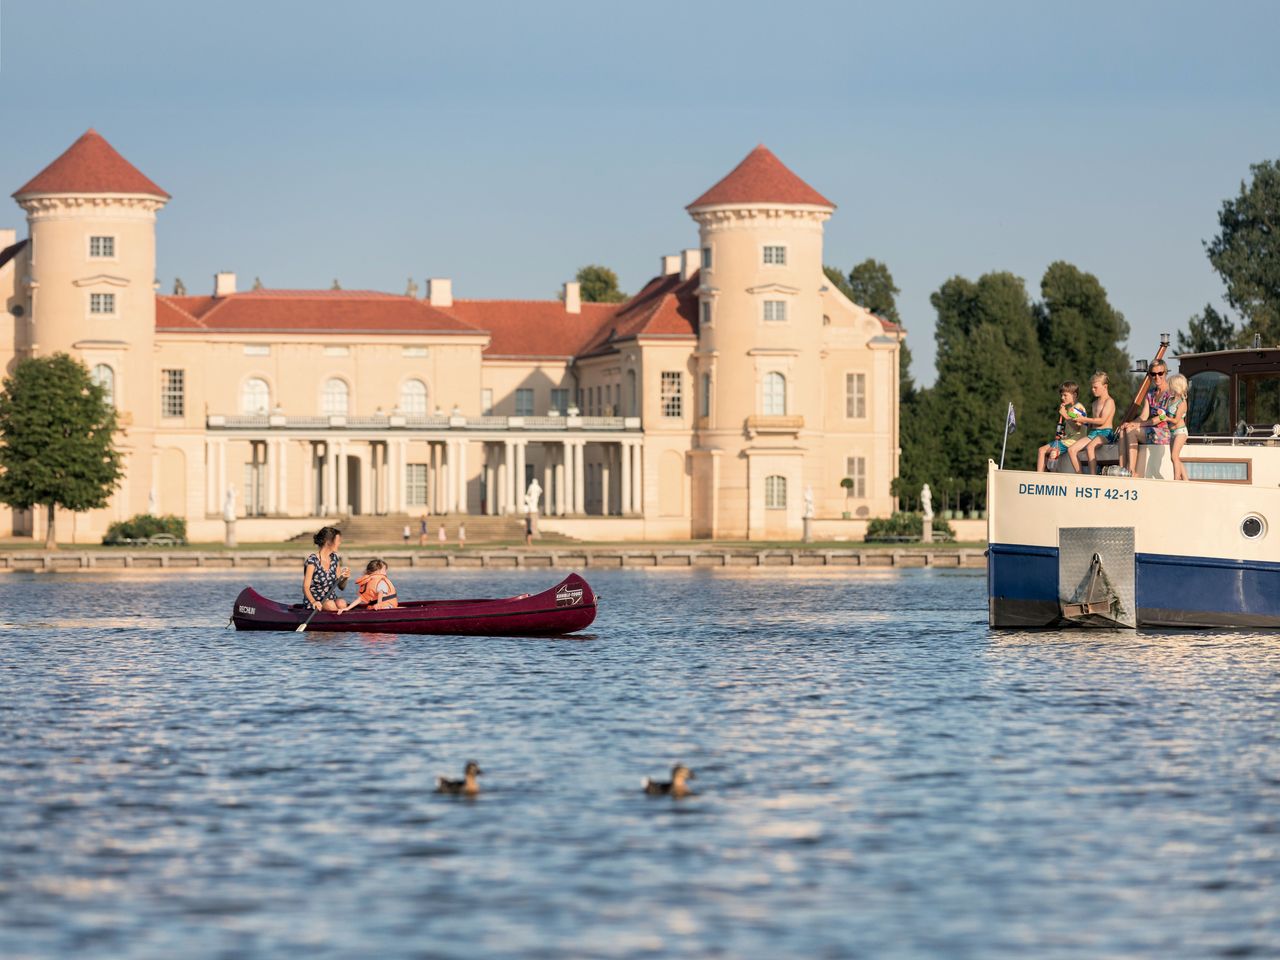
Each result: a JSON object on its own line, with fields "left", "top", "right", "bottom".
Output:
{"left": 203, "top": 413, "right": 645, "bottom": 518}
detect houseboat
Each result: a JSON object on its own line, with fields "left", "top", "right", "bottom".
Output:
{"left": 987, "top": 338, "right": 1280, "bottom": 628}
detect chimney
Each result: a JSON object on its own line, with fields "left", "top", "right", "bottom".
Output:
{"left": 213, "top": 271, "right": 237, "bottom": 297}
{"left": 0, "top": 228, "right": 15, "bottom": 250}
{"left": 563, "top": 281, "right": 581, "bottom": 314}
{"left": 661, "top": 254, "right": 681, "bottom": 276}
{"left": 681, "top": 248, "right": 700, "bottom": 281}
{"left": 428, "top": 277, "right": 452, "bottom": 308}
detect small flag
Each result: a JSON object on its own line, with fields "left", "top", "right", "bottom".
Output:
{"left": 1005, "top": 402, "right": 1017, "bottom": 436}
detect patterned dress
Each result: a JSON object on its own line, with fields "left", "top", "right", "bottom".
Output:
{"left": 1142, "top": 388, "right": 1177, "bottom": 445}
{"left": 303, "top": 552, "right": 341, "bottom": 609}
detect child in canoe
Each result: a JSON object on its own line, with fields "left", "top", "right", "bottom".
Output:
{"left": 1036, "top": 381, "right": 1088, "bottom": 472}
{"left": 339, "top": 559, "right": 399, "bottom": 613}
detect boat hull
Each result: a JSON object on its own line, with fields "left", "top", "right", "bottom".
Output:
{"left": 986, "top": 462, "right": 1280, "bottom": 629}
{"left": 231, "top": 573, "right": 598, "bottom": 635}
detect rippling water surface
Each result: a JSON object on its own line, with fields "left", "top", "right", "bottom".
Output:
{"left": 2, "top": 567, "right": 1279, "bottom": 959}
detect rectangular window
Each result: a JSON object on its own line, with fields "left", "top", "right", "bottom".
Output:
{"left": 90, "top": 292, "right": 116, "bottom": 315}
{"left": 243, "top": 344, "right": 270, "bottom": 356}
{"left": 161, "top": 369, "right": 185, "bottom": 418}
{"left": 763, "top": 300, "right": 787, "bottom": 322}
{"left": 701, "top": 246, "right": 712, "bottom": 269}
{"left": 323, "top": 345, "right": 350, "bottom": 357}
{"left": 402, "top": 346, "right": 429, "bottom": 358}
{"left": 550, "top": 388, "right": 569, "bottom": 414}
{"left": 765, "top": 475, "right": 787, "bottom": 509}
{"left": 89, "top": 236, "right": 115, "bottom": 258}
{"left": 661, "top": 371, "right": 683, "bottom": 419}
{"left": 700, "top": 373, "right": 711, "bottom": 418}
{"left": 515, "top": 388, "right": 534, "bottom": 416}
{"left": 481, "top": 388, "right": 494, "bottom": 415}
{"left": 405, "top": 464, "right": 428, "bottom": 505}
{"left": 845, "top": 372, "right": 866, "bottom": 418}
{"left": 763, "top": 245, "right": 787, "bottom": 265}
{"left": 700, "top": 301, "right": 712, "bottom": 326}
{"left": 845, "top": 456, "right": 867, "bottom": 498}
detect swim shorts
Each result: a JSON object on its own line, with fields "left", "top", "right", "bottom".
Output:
{"left": 1087, "top": 428, "right": 1116, "bottom": 443}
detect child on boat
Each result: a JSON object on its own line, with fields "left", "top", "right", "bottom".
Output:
{"left": 1036, "top": 381, "right": 1088, "bottom": 472}
{"left": 1167, "top": 374, "right": 1190, "bottom": 480}
{"left": 340, "top": 558, "right": 399, "bottom": 613}
{"left": 1070, "top": 371, "right": 1117, "bottom": 475}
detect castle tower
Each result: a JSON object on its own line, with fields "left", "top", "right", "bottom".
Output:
{"left": 686, "top": 145, "right": 836, "bottom": 539}
{"left": 12, "top": 129, "right": 170, "bottom": 530}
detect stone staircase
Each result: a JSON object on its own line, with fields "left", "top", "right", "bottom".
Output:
{"left": 335, "top": 514, "right": 577, "bottom": 545}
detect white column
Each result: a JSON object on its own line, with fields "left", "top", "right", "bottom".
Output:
{"left": 264, "top": 441, "right": 276, "bottom": 515}
{"left": 503, "top": 440, "right": 516, "bottom": 514}
{"left": 456, "top": 439, "right": 468, "bottom": 514}
{"left": 217, "top": 439, "right": 228, "bottom": 515}
{"left": 555, "top": 446, "right": 566, "bottom": 516}
{"left": 485, "top": 451, "right": 496, "bottom": 516}
{"left": 205, "top": 439, "right": 216, "bottom": 513}
{"left": 514, "top": 441, "right": 526, "bottom": 510}
{"left": 573, "top": 441, "right": 585, "bottom": 515}
{"left": 601, "top": 446, "right": 611, "bottom": 516}
{"left": 278, "top": 440, "right": 289, "bottom": 515}
{"left": 620, "top": 442, "right": 631, "bottom": 517}
{"left": 336, "top": 441, "right": 349, "bottom": 515}
{"left": 397, "top": 439, "right": 410, "bottom": 513}
{"left": 542, "top": 451, "right": 552, "bottom": 516}
{"left": 443, "top": 441, "right": 455, "bottom": 514}
{"left": 630, "top": 442, "right": 642, "bottom": 515}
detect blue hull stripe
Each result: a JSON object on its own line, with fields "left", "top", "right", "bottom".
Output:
{"left": 989, "top": 542, "right": 1280, "bottom": 619}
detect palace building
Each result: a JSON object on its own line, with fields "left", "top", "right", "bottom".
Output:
{"left": 0, "top": 131, "right": 901, "bottom": 543}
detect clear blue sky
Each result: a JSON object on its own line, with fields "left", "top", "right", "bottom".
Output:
{"left": 4, "top": 0, "right": 1278, "bottom": 382}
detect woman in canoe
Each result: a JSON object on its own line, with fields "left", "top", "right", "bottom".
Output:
{"left": 303, "top": 525, "right": 350, "bottom": 611}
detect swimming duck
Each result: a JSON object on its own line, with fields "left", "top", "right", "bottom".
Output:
{"left": 643, "top": 763, "right": 695, "bottom": 797}
{"left": 436, "top": 760, "right": 483, "bottom": 796}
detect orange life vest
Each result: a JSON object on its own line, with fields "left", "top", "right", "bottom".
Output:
{"left": 355, "top": 571, "right": 398, "bottom": 609}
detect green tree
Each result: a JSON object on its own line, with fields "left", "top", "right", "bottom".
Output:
{"left": 847, "top": 259, "right": 901, "bottom": 325}
{"left": 823, "top": 265, "right": 856, "bottom": 300}
{"left": 1206, "top": 160, "right": 1280, "bottom": 345}
{"left": 576, "top": 265, "right": 628, "bottom": 303}
{"left": 1035, "top": 261, "right": 1132, "bottom": 396}
{"left": 1177, "top": 303, "right": 1238, "bottom": 354}
{"left": 0, "top": 354, "right": 123, "bottom": 549}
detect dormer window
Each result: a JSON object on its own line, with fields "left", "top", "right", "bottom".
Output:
{"left": 89, "top": 236, "right": 115, "bottom": 258}
{"left": 763, "top": 245, "right": 787, "bottom": 266}
{"left": 89, "top": 292, "right": 116, "bottom": 315}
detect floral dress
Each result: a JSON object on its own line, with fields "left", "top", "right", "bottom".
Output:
{"left": 303, "top": 552, "right": 341, "bottom": 609}
{"left": 1142, "top": 388, "right": 1177, "bottom": 445}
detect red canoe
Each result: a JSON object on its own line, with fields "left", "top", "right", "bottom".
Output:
{"left": 231, "top": 573, "right": 598, "bottom": 636}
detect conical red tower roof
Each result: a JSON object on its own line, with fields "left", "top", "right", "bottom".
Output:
{"left": 687, "top": 144, "right": 833, "bottom": 209}
{"left": 13, "top": 129, "right": 169, "bottom": 199}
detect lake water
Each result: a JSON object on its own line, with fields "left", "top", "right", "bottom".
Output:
{"left": 1, "top": 567, "right": 1278, "bottom": 959}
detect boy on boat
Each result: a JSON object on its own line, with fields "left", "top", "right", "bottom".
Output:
{"left": 339, "top": 559, "right": 399, "bottom": 613}
{"left": 1036, "top": 381, "right": 1088, "bottom": 472}
{"left": 1070, "top": 371, "right": 1117, "bottom": 475}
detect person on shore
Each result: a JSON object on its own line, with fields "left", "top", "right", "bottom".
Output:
{"left": 524, "top": 514, "right": 533, "bottom": 546}
{"left": 418, "top": 515, "right": 428, "bottom": 546}
{"left": 340, "top": 558, "right": 399, "bottom": 613}
{"left": 402, "top": 524, "right": 411, "bottom": 545}
{"left": 1118, "top": 361, "right": 1176, "bottom": 475}
{"left": 1036, "top": 381, "right": 1088, "bottom": 472}
{"left": 1167, "top": 374, "right": 1191, "bottom": 480}
{"left": 303, "top": 526, "right": 349, "bottom": 612}
{"left": 1070, "top": 372, "right": 1117, "bottom": 475}
{"left": 458, "top": 523, "right": 466, "bottom": 548}
{"left": 438, "top": 524, "right": 447, "bottom": 546}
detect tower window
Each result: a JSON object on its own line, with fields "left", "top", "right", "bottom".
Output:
{"left": 763, "top": 245, "right": 787, "bottom": 265}
{"left": 161, "top": 369, "right": 185, "bottom": 418}
{"left": 845, "top": 456, "right": 867, "bottom": 498}
{"left": 89, "top": 236, "right": 115, "bottom": 258}
{"left": 700, "top": 372, "right": 711, "bottom": 418}
{"left": 763, "top": 300, "right": 787, "bottom": 322}
{"left": 765, "top": 475, "right": 787, "bottom": 509}
{"left": 763, "top": 372, "right": 787, "bottom": 415}
{"left": 660, "top": 371, "right": 683, "bottom": 419}
{"left": 701, "top": 246, "right": 712, "bottom": 269}
{"left": 700, "top": 301, "right": 712, "bottom": 326}
{"left": 845, "top": 372, "right": 866, "bottom": 418}
{"left": 91, "top": 364, "right": 115, "bottom": 407}
{"left": 90, "top": 292, "right": 116, "bottom": 315}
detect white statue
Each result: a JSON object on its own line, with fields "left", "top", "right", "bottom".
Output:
{"left": 147, "top": 487, "right": 157, "bottom": 516}
{"left": 803, "top": 486, "right": 815, "bottom": 519}
{"left": 524, "top": 478, "right": 543, "bottom": 514}
{"left": 920, "top": 483, "right": 933, "bottom": 521}
{"left": 222, "top": 486, "right": 237, "bottom": 523}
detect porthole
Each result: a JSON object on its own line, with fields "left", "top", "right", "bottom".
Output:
{"left": 1241, "top": 515, "right": 1266, "bottom": 540}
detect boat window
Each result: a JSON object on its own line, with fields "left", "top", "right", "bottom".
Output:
{"left": 1236, "top": 373, "right": 1280, "bottom": 429}
{"left": 1186, "top": 370, "right": 1229, "bottom": 434}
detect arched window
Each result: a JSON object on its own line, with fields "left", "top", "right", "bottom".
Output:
{"left": 400, "top": 379, "right": 428, "bottom": 415}
{"left": 765, "top": 475, "right": 787, "bottom": 509}
{"left": 322, "top": 378, "right": 349, "bottom": 416}
{"left": 763, "top": 371, "right": 786, "bottom": 415}
{"left": 241, "top": 377, "right": 270, "bottom": 415}
{"left": 91, "top": 364, "right": 115, "bottom": 406}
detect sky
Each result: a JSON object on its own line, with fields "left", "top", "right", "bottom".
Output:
{"left": 2, "top": 0, "right": 1278, "bottom": 383}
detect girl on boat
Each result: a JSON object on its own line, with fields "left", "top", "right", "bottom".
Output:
{"left": 1167, "top": 374, "right": 1191, "bottom": 480}
{"left": 341, "top": 558, "right": 399, "bottom": 613}
{"left": 303, "top": 525, "right": 350, "bottom": 611}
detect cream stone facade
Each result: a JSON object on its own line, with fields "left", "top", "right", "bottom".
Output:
{"left": 0, "top": 134, "right": 901, "bottom": 543}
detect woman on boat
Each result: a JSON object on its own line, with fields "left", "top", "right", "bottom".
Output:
{"left": 303, "top": 525, "right": 350, "bottom": 611}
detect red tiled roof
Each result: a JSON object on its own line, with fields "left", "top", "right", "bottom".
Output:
{"left": 154, "top": 289, "right": 479, "bottom": 334}
{"left": 688, "top": 144, "right": 833, "bottom": 210}
{"left": 14, "top": 129, "right": 169, "bottom": 199}
{"left": 577, "top": 271, "right": 700, "bottom": 358}
{"left": 447, "top": 300, "right": 619, "bottom": 358}
{"left": 874, "top": 313, "right": 902, "bottom": 334}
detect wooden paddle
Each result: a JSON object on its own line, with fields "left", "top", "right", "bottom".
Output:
{"left": 296, "top": 606, "right": 322, "bottom": 632}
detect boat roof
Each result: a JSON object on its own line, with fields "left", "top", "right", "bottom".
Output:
{"left": 1175, "top": 346, "right": 1280, "bottom": 363}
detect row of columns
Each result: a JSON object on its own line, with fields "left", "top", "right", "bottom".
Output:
{"left": 204, "top": 436, "right": 639, "bottom": 517}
